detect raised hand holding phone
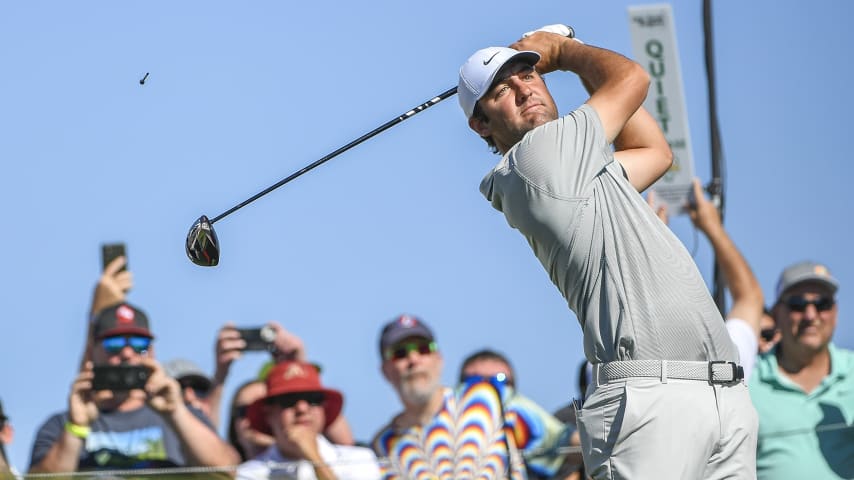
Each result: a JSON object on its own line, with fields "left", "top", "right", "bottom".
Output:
{"left": 92, "top": 244, "right": 133, "bottom": 315}
{"left": 101, "top": 243, "right": 127, "bottom": 272}
{"left": 82, "top": 244, "right": 135, "bottom": 370}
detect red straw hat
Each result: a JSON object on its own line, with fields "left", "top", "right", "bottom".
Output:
{"left": 247, "top": 361, "right": 343, "bottom": 434}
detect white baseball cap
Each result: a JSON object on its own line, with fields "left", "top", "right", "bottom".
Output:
{"left": 458, "top": 47, "right": 540, "bottom": 118}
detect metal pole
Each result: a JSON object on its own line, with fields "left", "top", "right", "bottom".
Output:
{"left": 703, "top": 0, "right": 727, "bottom": 314}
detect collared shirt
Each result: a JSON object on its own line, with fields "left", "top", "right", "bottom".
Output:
{"left": 480, "top": 104, "right": 737, "bottom": 364}
{"left": 749, "top": 343, "right": 854, "bottom": 479}
{"left": 236, "top": 437, "right": 380, "bottom": 480}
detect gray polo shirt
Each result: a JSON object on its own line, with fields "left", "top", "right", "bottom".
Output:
{"left": 480, "top": 104, "right": 736, "bottom": 364}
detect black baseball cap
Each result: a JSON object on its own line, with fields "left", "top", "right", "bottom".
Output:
{"left": 92, "top": 303, "right": 154, "bottom": 340}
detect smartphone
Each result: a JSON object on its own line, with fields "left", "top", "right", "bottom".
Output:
{"left": 236, "top": 326, "right": 276, "bottom": 351}
{"left": 92, "top": 365, "right": 151, "bottom": 391}
{"left": 101, "top": 243, "right": 127, "bottom": 272}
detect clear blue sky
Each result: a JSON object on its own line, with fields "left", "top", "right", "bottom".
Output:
{"left": 2, "top": 0, "right": 852, "bottom": 472}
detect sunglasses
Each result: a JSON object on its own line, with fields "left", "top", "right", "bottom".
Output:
{"left": 102, "top": 335, "right": 152, "bottom": 354}
{"left": 784, "top": 296, "right": 835, "bottom": 313}
{"left": 462, "top": 373, "right": 512, "bottom": 387}
{"left": 233, "top": 404, "right": 250, "bottom": 419}
{"left": 267, "top": 392, "right": 325, "bottom": 409}
{"left": 179, "top": 379, "right": 211, "bottom": 398}
{"left": 759, "top": 328, "right": 777, "bottom": 342}
{"left": 384, "top": 341, "right": 438, "bottom": 361}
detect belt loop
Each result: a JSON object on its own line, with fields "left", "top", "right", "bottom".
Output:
{"left": 593, "top": 363, "right": 602, "bottom": 387}
{"left": 660, "top": 360, "right": 668, "bottom": 383}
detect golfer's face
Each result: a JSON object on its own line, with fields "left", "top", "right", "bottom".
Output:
{"left": 474, "top": 62, "right": 558, "bottom": 152}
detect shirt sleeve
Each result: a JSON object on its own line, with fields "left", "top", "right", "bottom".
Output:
{"left": 29, "top": 413, "right": 67, "bottom": 469}
{"left": 726, "top": 318, "right": 758, "bottom": 381}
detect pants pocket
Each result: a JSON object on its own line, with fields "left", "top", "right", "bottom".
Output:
{"left": 576, "top": 382, "right": 627, "bottom": 478}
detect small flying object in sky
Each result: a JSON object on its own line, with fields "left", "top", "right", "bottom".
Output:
{"left": 139, "top": 72, "right": 150, "bottom": 85}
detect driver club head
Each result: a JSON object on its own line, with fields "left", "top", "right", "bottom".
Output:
{"left": 185, "top": 215, "right": 220, "bottom": 267}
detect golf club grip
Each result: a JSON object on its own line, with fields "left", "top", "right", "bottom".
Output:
{"left": 210, "top": 86, "right": 458, "bottom": 224}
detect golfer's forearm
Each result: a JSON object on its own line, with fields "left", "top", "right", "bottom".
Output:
{"left": 557, "top": 41, "right": 647, "bottom": 94}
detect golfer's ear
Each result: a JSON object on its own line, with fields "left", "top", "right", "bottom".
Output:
{"left": 469, "top": 115, "right": 491, "bottom": 138}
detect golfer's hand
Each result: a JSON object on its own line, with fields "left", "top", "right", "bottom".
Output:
{"left": 511, "top": 24, "right": 578, "bottom": 75}
{"left": 510, "top": 32, "right": 571, "bottom": 75}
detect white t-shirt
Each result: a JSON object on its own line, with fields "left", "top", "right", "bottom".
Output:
{"left": 237, "top": 437, "right": 380, "bottom": 480}
{"left": 725, "top": 318, "right": 758, "bottom": 381}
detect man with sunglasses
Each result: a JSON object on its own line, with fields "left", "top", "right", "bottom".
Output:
{"left": 372, "top": 315, "right": 527, "bottom": 479}
{"left": 237, "top": 361, "right": 380, "bottom": 480}
{"left": 749, "top": 261, "right": 854, "bottom": 480}
{"left": 459, "top": 349, "right": 580, "bottom": 480}
{"left": 29, "top": 302, "right": 239, "bottom": 473}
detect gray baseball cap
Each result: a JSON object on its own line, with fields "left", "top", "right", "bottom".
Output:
{"left": 775, "top": 260, "right": 839, "bottom": 301}
{"left": 164, "top": 358, "right": 211, "bottom": 390}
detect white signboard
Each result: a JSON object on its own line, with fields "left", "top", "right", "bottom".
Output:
{"left": 628, "top": 4, "right": 696, "bottom": 215}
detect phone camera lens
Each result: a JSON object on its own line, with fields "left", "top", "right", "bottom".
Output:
{"left": 260, "top": 325, "right": 276, "bottom": 343}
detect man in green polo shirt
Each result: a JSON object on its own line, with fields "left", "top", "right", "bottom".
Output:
{"left": 750, "top": 261, "right": 854, "bottom": 479}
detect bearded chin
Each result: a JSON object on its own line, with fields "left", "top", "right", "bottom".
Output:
{"left": 401, "top": 378, "right": 439, "bottom": 406}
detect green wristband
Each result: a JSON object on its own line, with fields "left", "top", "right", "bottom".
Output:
{"left": 65, "top": 421, "right": 90, "bottom": 439}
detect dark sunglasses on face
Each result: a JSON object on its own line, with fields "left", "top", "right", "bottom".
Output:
{"left": 267, "top": 392, "right": 325, "bottom": 409}
{"left": 784, "top": 296, "right": 835, "bottom": 313}
{"left": 384, "top": 341, "right": 438, "bottom": 361}
{"left": 102, "top": 335, "right": 152, "bottom": 354}
{"left": 179, "top": 380, "right": 211, "bottom": 398}
{"left": 233, "top": 405, "right": 250, "bottom": 419}
{"left": 759, "top": 328, "right": 777, "bottom": 342}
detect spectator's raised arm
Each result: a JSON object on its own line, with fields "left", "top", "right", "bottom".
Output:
{"left": 688, "top": 178, "right": 763, "bottom": 338}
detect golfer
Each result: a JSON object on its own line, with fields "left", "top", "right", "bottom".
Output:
{"left": 458, "top": 25, "right": 758, "bottom": 479}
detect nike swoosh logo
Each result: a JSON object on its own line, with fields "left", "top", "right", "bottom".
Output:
{"left": 483, "top": 51, "right": 501, "bottom": 65}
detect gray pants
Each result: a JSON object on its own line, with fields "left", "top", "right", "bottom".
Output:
{"left": 577, "top": 377, "right": 758, "bottom": 479}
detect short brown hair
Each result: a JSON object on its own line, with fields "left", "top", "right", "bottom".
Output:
{"left": 458, "top": 348, "right": 515, "bottom": 387}
{"left": 471, "top": 102, "right": 499, "bottom": 155}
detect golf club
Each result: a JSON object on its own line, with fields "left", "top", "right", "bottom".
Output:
{"left": 185, "top": 86, "right": 458, "bottom": 266}
{"left": 186, "top": 25, "right": 575, "bottom": 266}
